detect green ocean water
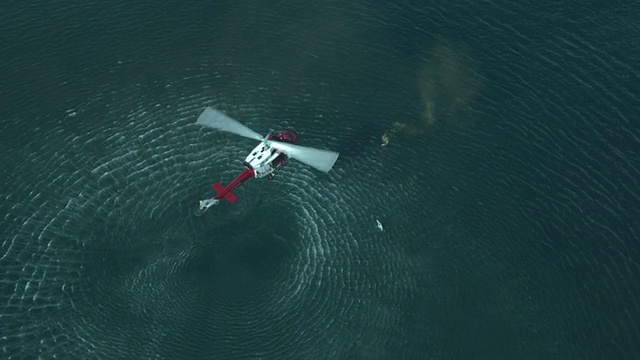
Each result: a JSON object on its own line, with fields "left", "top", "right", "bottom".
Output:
{"left": 1, "top": 1, "right": 639, "bottom": 358}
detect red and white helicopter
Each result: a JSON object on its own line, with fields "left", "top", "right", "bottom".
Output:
{"left": 194, "top": 107, "right": 340, "bottom": 216}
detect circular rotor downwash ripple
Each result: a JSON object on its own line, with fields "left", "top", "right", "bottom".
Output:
{"left": 8, "top": 0, "right": 640, "bottom": 358}
{"left": 0, "top": 101, "right": 422, "bottom": 359}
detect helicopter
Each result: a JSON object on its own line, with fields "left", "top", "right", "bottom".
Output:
{"left": 194, "top": 107, "right": 339, "bottom": 216}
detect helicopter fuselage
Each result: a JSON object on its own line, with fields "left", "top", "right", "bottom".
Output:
{"left": 244, "top": 131, "right": 297, "bottom": 177}
{"left": 200, "top": 131, "right": 297, "bottom": 210}
{"left": 243, "top": 131, "right": 297, "bottom": 178}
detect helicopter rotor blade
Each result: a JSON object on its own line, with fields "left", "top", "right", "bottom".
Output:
{"left": 196, "top": 107, "right": 263, "bottom": 141}
{"left": 269, "top": 141, "right": 339, "bottom": 173}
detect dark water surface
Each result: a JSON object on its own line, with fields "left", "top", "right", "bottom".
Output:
{"left": 2, "top": 1, "right": 639, "bottom": 358}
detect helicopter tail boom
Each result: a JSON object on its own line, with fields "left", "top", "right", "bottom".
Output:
{"left": 212, "top": 182, "right": 238, "bottom": 204}
{"left": 210, "top": 167, "right": 255, "bottom": 204}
